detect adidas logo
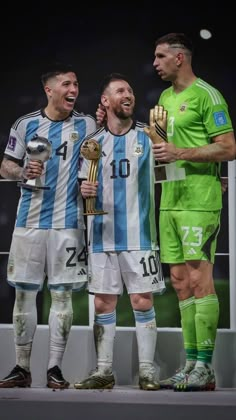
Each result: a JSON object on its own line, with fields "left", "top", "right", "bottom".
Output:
{"left": 78, "top": 268, "right": 86, "bottom": 275}
{"left": 200, "top": 339, "right": 213, "bottom": 345}
{"left": 152, "top": 277, "right": 159, "bottom": 285}
{"left": 187, "top": 248, "right": 196, "bottom": 255}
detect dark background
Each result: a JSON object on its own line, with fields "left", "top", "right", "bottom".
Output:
{"left": 0, "top": 2, "right": 234, "bottom": 148}
{"left": 0, "top": 3, "right": 234, "bottom": 325}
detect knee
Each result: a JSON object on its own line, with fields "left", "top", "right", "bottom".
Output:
{"left": 50, "top": 289, "right": 73, "bottom": 313}
{"left": 130, "top": 293, "right": 153, "bottom": 311}
{"left": 94, "top": 294, "right": 117, "bottom": 314}
{"left": 171, "top": 274, "right": 191, "bottom": 300}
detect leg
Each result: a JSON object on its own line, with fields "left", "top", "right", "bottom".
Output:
{"left": 187, "top": 259, "right": 219, "bottom": 365}
{"left": 159, "top": 263, "right": 197, "bottom": 389}
{"left": 174, "top": 260, "right": 218, "bottom": 391}
{"left": 0, "top": 287, "right": 38, "bottom": 388}
{"left": 47, "top": 287, "right": 73, "bottom": 389}
{"left": 130, "top": 292, "right": 160, "bottom": 390}
{"left": 74, "top": 293, "right": 117, "bottom": 389}
{"left": 172, "top": 263, "right": 198, "bottom": 365}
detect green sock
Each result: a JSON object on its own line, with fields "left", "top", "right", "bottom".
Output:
{"left": 195, "top": 294, "right": 219, "bottom": 364}
{"left": 179, "top": 297, "right": 197, "bottom": 362}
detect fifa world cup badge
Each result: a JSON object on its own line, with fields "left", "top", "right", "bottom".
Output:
{"left": 69, "top": 131, "right": 79, "bottom": 142}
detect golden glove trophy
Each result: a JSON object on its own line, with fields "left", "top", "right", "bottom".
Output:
{"left": 144, "top": 105, "right": 168, "bottom": 182}
{"left": 144, "top": 105, "right": 186, "bottom": 183}
{"left": 80, "top": 139, "right": 108, "bottom": 215}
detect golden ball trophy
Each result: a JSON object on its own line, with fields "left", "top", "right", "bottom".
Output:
{"left": 80, "top": 139, "right": 108, "bottom": 215}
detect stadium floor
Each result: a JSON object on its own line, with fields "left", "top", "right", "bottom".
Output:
{"left": 0, "top": 386, "right": 236, "bottom": 420}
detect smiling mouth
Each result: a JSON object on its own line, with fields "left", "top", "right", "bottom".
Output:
{"left": 66, "top": 97, "right": 75, "bottom": 103}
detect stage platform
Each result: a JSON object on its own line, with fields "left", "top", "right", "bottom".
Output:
{"left": 1, "top": 325, "right": 236, "bottom": 419}
{"left": 0, "top": 386, "right": 236, "bottom": 420}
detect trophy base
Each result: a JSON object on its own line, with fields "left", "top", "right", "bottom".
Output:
{"left": 17, "top": 182, "right": 50, "bottom": 191}
{"left": 154, "top": 162, "right": 186, "bottom": 183}
{"left": 154, "top": 165, "right": 167, "bottom": 182}
{"left": 84, "top": 210, "right": 108, "bottom": 216}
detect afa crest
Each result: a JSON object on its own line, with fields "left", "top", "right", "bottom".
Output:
{"left": 133, "top": 144, "right": 143, "bottom": 156}
{"left": 179, "top": 103, "right": 188, "bottom": 113}
{"left": 69, "top": 131, "right": 79, "bottom": 142}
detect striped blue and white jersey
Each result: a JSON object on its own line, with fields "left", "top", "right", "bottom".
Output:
{"left": 79, "top": 121, "right": 158, "bottom": 252}
{"left": 4, "top": 109, "right": 96, "bottom": 229}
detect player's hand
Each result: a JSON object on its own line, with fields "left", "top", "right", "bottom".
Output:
{"left": 144, "top": 105, "right": 167, "bottom": 144}
{"left": 96, "top": 103, "right": 106, "bottom": 126}
{"left": 80, "top": 180, "right": 98, "bottom": 198}
{"left": 23, "top": 160, "right": 44, "bottom": 179}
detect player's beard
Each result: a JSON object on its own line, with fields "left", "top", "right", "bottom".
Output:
{"left": 114, "top": 108, "right": 133, "bottom": 120}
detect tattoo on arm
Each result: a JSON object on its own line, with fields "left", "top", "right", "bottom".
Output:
{"left": 0, "top": 158, "right": 24, "bottom": 180}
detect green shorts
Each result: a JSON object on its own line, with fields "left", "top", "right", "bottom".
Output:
{"left": 159, "top": 210, "right": 221, "bottom": 264}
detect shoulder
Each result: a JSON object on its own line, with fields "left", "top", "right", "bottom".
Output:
{"left": 82, "top": 126, "right": 105, "bottom": 142}
{"left": 12, "top": 109, "right": 42, "bottom": 131}
{"left": 134, "top": 121, "right": 148, "bottom": 131}
{"left": 72, "top": 110, "right": 96, "bottom": 123}
{"left": 194, "top": 78, "right": 225, "bottom": 105}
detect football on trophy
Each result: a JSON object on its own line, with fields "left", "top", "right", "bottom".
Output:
{"left": 26, "top": 136, "right": 52, "bottom": 162}
{"left": 81, "top": 139, "right": 101, "bottom": 160}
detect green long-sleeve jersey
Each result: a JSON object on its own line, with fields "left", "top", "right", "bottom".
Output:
{"left": 159, "top": 78, "right": 233, "bottom": 211}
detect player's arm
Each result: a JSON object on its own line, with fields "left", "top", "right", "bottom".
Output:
{"left": 0, "top": 156, "right": 43, "bottom": 180}
{"left": 154, "top": 131, "right": 235, "bottom": 163}
{"left": 177, "top": 131, "right": 235, "bottom": 162}
{"left": 0, "top": 156, "right": 24, "bottom": 180}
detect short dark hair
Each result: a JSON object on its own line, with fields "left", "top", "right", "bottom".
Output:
{"left": 155, "top": 32, "right": 193, "bottom": 55}
{"left": 41, "top": 62, "right": 78, "bottom": 86}
{"left": 99, "top": 72, "right": 131, "bottom": 95}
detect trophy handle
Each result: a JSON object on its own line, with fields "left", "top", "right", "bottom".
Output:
{"left": 84, "top": 159, "right": 108, "bottom": 215}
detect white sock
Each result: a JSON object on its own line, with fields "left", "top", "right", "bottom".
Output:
{"left": 14, "top": 289, "right": 37, "bottom": 371}
{"left": 94, "top": 312, "right": 116, "bottom": 374}
{"left": 48, "top": 290, "right": 73, "bottom": 370}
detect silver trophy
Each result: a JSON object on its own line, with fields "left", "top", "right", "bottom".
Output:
{"left": 18, "top": 136, "right": 52, "bottom": 191}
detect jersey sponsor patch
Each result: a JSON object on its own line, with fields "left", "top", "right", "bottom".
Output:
{"left": 7, "top": 136, "right": 17, "bottom": 151}
{"left": 213, "top": 111, "right": 227, "bottom": 126}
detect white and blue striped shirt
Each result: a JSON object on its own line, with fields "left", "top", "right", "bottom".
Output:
{"left": 79, "top": 121, "right": 158, "bottom": 252}
{"left": 4, "top": 109, "right": 96, "bottom": 229}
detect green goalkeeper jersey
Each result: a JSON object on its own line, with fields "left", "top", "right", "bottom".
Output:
{"left": 158, "top": 78, "right": 233, "bottom": 211}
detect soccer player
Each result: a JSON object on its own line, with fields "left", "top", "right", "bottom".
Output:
{"left": 150, "top": 33, "right": 235, "bottom": 391}
{"left": 74, "top": 73, "right": 165, "bottom": 391}
{"left": 0, "top": 62, "right": 97, "bottom": 389}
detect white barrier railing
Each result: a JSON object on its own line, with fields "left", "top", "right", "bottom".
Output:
{"left": 1, "top": 162, "right": 236, "bottom": 328}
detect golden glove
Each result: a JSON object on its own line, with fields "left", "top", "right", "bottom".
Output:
{"left": 144, "top": 105, "right": 167, "bottom": 144}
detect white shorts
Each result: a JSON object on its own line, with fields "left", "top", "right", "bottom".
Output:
{"left": 87, "top": 250, "right": 165, "bottom": 295}
{"left": 7, "top": 227, "right": 87, "bottom": 288}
